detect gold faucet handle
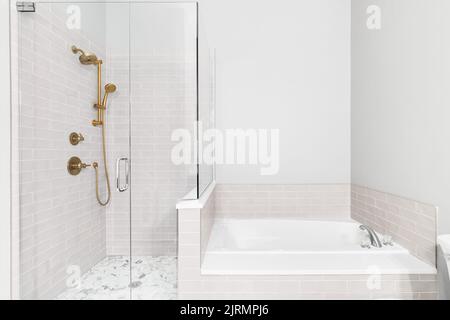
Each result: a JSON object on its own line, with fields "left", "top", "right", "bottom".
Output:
{"left": 69, "top": 132, "right": 85, "bottom": 145}
{"left": 67, "top": 156, "right": 92, "bottom": 175}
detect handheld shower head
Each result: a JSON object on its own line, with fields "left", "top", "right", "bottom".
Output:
{"left": 71, "top": 45, "right": 100, "bottom": 65}
{"left": 104, "top": 83, "right": 117, "bottom": 93}
{"left": 102, "top": 83, "right": 117, "bottom": 108}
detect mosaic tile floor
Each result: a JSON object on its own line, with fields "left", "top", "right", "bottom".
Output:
{"left": 56, "top": 256, "right": 177, "bottom": 300}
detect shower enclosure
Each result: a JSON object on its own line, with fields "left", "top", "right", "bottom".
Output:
{"left": 11, "top": 1, "right": 214, "bottom": 299}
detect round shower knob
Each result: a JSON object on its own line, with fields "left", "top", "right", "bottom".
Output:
{"left": 69, "top": 132, "right": 85, "bottom": 145}
{"left": 67, "top": 156, "right": 91, "bottom": 176}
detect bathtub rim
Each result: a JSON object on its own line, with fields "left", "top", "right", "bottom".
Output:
{"left": 202, "top": 217, "right": 437, "bottom": 276}
{"left": 176, "top": 181, "right": 216, "bottom": 209}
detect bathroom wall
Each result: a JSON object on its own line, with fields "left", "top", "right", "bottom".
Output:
{"left": 214, "top": 184, "right": 350, "bottom": 220}
{"left": 352, "top": 185, "right": 437, "bottom": 266}
{"left": 351, "top": 0, "right": 450, "bottom": 234}
{"left": 15, "top": 3, "right": 108, "bottom": 299}
{"left": 201, "top": 0, "right": 351, "bottom": 184}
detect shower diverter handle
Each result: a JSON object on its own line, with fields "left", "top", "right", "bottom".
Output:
{"left": 116, "top": 157, "right": 129, "bottom": 192}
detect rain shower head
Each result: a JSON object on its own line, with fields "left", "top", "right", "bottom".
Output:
{"left": 71, "top": 45, "right": 100, "bottom": 65}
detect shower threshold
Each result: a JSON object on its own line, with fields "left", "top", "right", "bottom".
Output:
{"left": 56, "top": 256, "right": 177, "bottom": 300}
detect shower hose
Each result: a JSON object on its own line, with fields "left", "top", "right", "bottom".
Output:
{"left": 93, "top": 123, "right": 111, "bottom": 206}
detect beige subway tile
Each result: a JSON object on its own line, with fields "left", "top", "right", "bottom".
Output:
{"left": 179, "top": 232, "right": 200, "bottom": 245}
{"left": 396, "top": 280, "right": 437, "bottom": 293}
{"left": 178, "top": 268, "right": 201, "bottom": 281}
{"left": 178, "top": 280, "right": 203, "bottom": 293}
{"left": 418, "top": 292, "right": 437, "bottom": 300}
{"left": 178, "top": 245, "right": 200, "bottom": 258}
{"left": 300, "top": 280, "right": 348, "bottom": 293}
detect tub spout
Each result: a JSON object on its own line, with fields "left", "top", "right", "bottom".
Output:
{"left": 359, "top": 225, "right": 383, "bottom": 248}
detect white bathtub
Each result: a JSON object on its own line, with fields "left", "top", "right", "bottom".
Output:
{"left": 201, "top": 219, "right": 436, "bottom": 275}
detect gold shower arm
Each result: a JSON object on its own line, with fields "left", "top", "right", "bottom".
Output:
{"left": 71, "top": 45, "right": 85, "bottom": 56}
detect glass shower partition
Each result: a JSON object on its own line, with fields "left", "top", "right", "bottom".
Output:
{"left": 13, "top": 1, "right": 200, "bottom": 300}
{"left": 197, "top": 9, "right": 216, "bottom": 198}
{"left": 129, "top": 3, "right": 198, "bottom": 299}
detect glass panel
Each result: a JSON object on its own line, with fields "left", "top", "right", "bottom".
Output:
{"left": 198, "top": 12, "right": 215, "bottom": 197}
{"left": 129, "top": 3, "right": 197, "bottom": 300}
{"left": 17, "top": 2, "right": 131, "bottom": 299}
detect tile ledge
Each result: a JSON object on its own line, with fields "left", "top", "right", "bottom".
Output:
{"left": 176, "top": 181, "right": 216, "bottom": 210}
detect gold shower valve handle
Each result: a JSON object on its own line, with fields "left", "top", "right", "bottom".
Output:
{"left": 67, "top": 156, "right": 92, "bottom": 176}
{"left": 69, "top": 132, "right": 85, "bottom": 145}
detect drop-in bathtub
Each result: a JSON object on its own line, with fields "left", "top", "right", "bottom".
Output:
{"left": 201, "top": 219, "right": 436, "bottom": 275}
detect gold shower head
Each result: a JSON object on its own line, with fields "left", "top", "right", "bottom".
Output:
{"left": 104, "top": 83, "right": 117, "bottom": 93}
{"left": 102, "top": 83, "right": 117, "bottom": 107}
{"left": 71, "top": 45, "right": 100, "bottom": 65}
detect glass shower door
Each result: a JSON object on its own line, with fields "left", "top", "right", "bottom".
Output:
{"left": 129, "top": 3, "right": 198, "bottom": 300}
{"left": 15, "top": 2, "right": 132, "bottom": 300}
{"left": 14, "top": 1, "right": 199, "bottom": 300}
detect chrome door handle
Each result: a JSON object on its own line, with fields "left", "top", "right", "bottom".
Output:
{"left": 116, "top": 157, "right": 129, "bottom": 192}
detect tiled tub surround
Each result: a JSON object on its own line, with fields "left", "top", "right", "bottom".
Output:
{"left": 215, "top": 184, "right": 351, "bottom": 220}
{"left": 15, "top": 6, "right": 108, "bottom": 299}
{"left": 177, "top": 184, "right": 437, "bottom": 299}
{"left": 351, "top": 185, "right": 437, "bottom": 266}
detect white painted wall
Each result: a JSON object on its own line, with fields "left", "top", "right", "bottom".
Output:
{"left": 201, "top": 0, "right": 351, "bottom": 184}
{"left": 351, "top": 0, "right": 450, "bottom": 234}
{"left": 0, "top": 0, "right": 11, "bottom": 300}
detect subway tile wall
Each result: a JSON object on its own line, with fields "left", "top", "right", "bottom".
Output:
{"left": 201, "top": 190, "right": 216, "bottom": 263}
{"left": 15, "top": 7, "right": 107, "bottom": 299}
{"left": 104, "top": 54, "right": 131, "bottom": 256}
{"left": 178, "top": 274, "right": 437, "bottom": 300}
{"left": 351, "top": 185, "right": 437, "bottom": 266}
{"left": 129, "top": 53, "right": 197, "bottom": 256}
{"left": 215, "top": 184, "right": 351, "bottom": 220}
